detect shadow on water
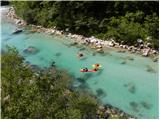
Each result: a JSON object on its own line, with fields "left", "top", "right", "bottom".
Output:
{"left": 124, "top": 82, "right": 136, "bottom": 94}
{"left": 129, "top": 101, "right": 140, "bottom": 112}
{"left": 96, "top": 88, "right": 107, "bottom": 98}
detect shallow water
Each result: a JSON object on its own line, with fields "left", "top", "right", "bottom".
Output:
{"left": 1, "top": 7, "right": 159, "bottom": 118}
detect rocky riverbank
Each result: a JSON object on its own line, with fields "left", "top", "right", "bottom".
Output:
{"left": 7, "top": 6, "right": 158, "bottom": 59}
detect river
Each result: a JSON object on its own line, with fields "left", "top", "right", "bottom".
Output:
{"left": 1, "top": 6, "right": 159, "bottom": 119}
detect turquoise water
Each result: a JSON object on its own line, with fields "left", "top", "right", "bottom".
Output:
{"left": 1, "top": 8, "right": 159, "bottom": 119}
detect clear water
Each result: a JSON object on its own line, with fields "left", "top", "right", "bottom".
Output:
{"left": 1, "top": 7, "right": 159, "bottom": 119}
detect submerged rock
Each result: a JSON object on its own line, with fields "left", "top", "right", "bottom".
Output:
{"left": 70, "top": 42, "right": 78, "bottom": 46}
{"left": 117, "top": 50, "right": 126, "bottom": 53}
{"left": 128, "top": 85, "right": 136, "bottom": 93}
{"left": 92, "top": 52, "right": 96, "bottom": 56}
{"left": 55, "top": 52, "right": 61, "bottom": 57}
{"left": 153, "top": 57, "right": 158, "bottom": 62}
{"left": 121, "top": 61, "right": 126, "bottom": 64}
{"left": 126, "top": 56, "right": 134, "bottom": 61}
{"left": 146, "top": 65, "right": 156, "bottom": 73}
{"left": 140, "top": 101, "right": 152, "bottom": 109}
{"left": 96, "top": 48, "right": 104, "bottom": 53}
{"left": 129, "top": 101, "right": 139, "bottom": 112}
{"left": 96, "top": 88, "right": 106, "bottom": 97}
{"left": 23, "top": 46, "right": 39, "bottom": 55}
{"left": 124, "top": 82, "right": 136, "bottom": 93}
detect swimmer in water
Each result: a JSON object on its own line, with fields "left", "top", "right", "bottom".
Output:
{"left": 77, "top": 52, "right": 84, "bottom": 59}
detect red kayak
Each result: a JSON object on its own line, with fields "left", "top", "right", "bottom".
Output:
{"left": 80, "top": 69, "right": 97, "bottom": 72}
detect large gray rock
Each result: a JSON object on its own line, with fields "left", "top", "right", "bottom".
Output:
{"left": 142, "top": 48, "right": 150, "bottom": 57}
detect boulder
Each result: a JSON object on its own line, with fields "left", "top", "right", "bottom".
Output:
{"left": 15, "top": 19, "right": 21, "bottom": 25}
{"left": 140, "top": 44, "right": 144, "bottom": 49}
{"left": 108, "top": 41, "right": 115, "bottom": 47}
{"left": 152, "top": 50, "right": 158, "bottom": 54}
{"left": 146, "top": 43, "right": 151, "bottom": 48}
{"left": 122, "top": 45, "right": 127, "bottom": 49}
{"left": 142, "top": 48, "right": 150, "bottom": 57}
{"left": 119, "top": 44, "right": 123, "bottom": 48}
{"left": 128, "top": 46, "right": 134, "bottom": 51}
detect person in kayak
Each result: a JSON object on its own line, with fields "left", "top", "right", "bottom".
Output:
{"left": 80, "top": 68, "right": 88, "bottom": 72}
{"left": 93, "top": 68, "right": 98, "bottom": 72}
{"left": 92, "top": 63, "right": 101, "bottom": 69}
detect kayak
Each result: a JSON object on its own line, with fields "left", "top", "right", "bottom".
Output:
{"left": 80, "top": 69, "right": 97, "bottom": 72}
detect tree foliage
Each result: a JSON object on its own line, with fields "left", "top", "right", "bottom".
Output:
{"left": 11, "top": 1, "right": 159, "bottom": 49}
{"left": 1, "top": 47, "right": 98, "bottom": 119}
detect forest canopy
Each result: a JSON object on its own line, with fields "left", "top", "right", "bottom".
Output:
{"left": 1, "top": 47, "right": 98, "bottom": 119}
{"left": 11, "top": 1, "right": 159, "bottom": 49}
